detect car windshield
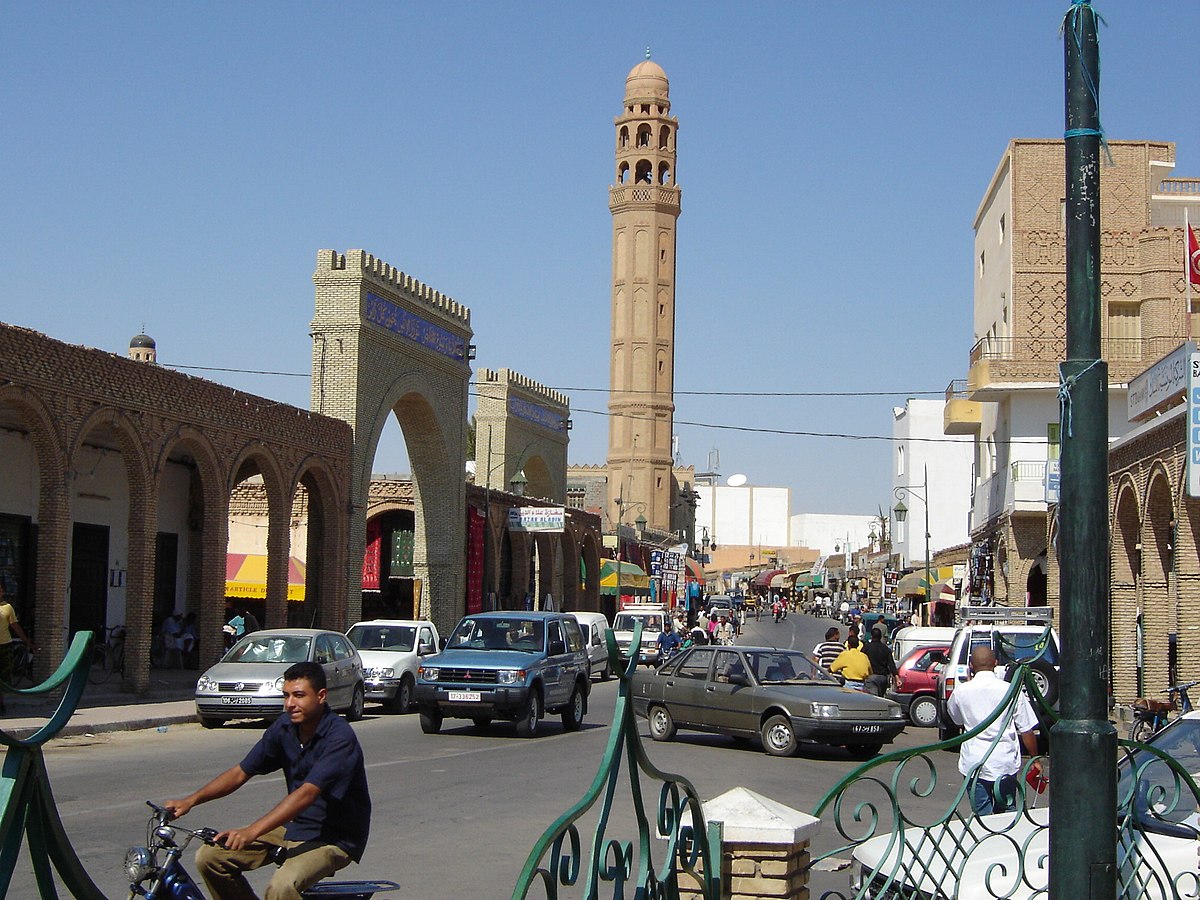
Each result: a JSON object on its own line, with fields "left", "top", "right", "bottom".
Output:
{"left": 448, "top": 617, "right": 545, "bottom": 652}
{"left": 225, "top": 635, "right": 311, "bottom": 664}
{"left": 744, "top": 650, "right": 837, "bottom": 684}
{"left": 347, "top": 624, "right": 416, "bottom": 652}
{"left": 613, "top": 613, "right": 662, "bottom": 633}
{"left": 1119, "top": 717, "right": 1200, "bottom": 824}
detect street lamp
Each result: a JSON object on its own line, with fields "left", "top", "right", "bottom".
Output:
{"left": 894, "top": 464, "right": 931, "bottom": 608}
{"left": 613, "top": 493, "right": 648, "bottom": 606}
{"left": 509, "top": 470, "right": 527, "bottom": 496}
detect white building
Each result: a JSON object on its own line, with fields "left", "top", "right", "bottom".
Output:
{"left": 695, "top": 484, "right": 790, "bottom": 550}
{"left": 892, "top": 398, "right": 972, "bottom": 569}
{"left": 789, "top": 514, "right": 877, "bottom": 557}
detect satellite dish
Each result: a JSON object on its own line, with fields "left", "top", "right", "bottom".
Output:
{"left": 726, "top": 473, "right": 747, "bottom": 487}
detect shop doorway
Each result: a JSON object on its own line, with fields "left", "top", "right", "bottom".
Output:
{"left": 70, "top": 523, "right": 109, "bottom": 637}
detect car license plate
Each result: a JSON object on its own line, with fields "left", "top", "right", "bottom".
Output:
{"left": 851, "top": 724, "right": 881, "bottom": 734}
{"left": 221, "top": 697, "right": 253, "bottom": 706}
{"left": 448, "top": 691, "right": 481, "bottom": 702}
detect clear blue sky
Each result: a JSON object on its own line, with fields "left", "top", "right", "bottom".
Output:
{"left": 3, "top": 2, "right": 1196, "bottom": 515}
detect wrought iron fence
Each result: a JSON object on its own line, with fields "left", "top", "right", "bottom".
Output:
{"left": 513, "top": 622, "right": 721, "bottom": 900}
{"left": 805, "top": 632, "right": 1200, "bottom": 900}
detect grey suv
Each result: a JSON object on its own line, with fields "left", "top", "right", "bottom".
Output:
{"left": 415, "top": 611, "right": 590, "bottom": 738}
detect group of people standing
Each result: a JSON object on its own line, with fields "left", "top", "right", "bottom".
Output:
{"left": 811, "top": 625, "right": 898, "bottom": 696}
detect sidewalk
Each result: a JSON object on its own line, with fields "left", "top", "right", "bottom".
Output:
{"left": 2, "top": 665, "right": 200, "bottom": 742}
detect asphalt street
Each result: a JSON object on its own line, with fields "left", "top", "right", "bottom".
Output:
{"left": 7, "top": 612, "right": 966, "bottom": 899}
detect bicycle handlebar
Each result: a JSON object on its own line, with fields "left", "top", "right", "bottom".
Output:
{"left": 1163, "top": 680, "right": 1200, "bottom": 693}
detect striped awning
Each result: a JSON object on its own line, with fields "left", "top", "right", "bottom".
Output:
{"left": 599, "top": 560, "right": 651, "bottom": 595}
{"left": 225, "top": 553, "right": 306, "bottom": 601}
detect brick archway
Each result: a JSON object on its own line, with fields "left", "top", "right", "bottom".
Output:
{"left": 311, "top": 250, "right": 473, "bottom": 636}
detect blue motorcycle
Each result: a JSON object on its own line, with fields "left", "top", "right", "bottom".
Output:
{"left": 126, "top": 802, "right": 398, "bottom": 899}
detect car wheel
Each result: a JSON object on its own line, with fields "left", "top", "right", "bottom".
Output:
{"left": 199, "top": 716, "right": 221, "bottom": 729}
{"left": 649, "top": 705, "right": 676, "bottom": 741}
{"left": 345, "top": 684, "right": 365, "bottom": 722}
{"left": 471, "top": 716, "right": 493, "bottom": 729}
{"left": 561, "top": 686, "right": 585, "bottom": 732}
{"left": 847, "top": 743, "right": 883, "bottom": 760}
{"left": 909, "top": 695, "right": 939, "bottom": 728}
{"left": 599, "top": 660, "right": 612, "bottom": 682}
{"left": 1027, "top": 662, "right": 1059, "bottom": 706}
{"left": 938, "top": 720, "right": 962, "bottom": 743}
{"left": 760, "top": 714, "right": 797, "bottom": 757}
{"left": 394, "top": 676, "right": 414, "bottom": 714}
{"left": 419, "top": 708, "right": 443, "bottom": 734}
{"left": 515, "top": 691, "right": 541, "bottom": 738}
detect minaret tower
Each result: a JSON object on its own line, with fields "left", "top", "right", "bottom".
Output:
{"left": 607, "top": 54, "right": 680, "bottom": 532}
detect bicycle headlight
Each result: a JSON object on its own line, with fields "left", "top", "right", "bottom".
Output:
{"left": 420, "top": 667, "right": 439, "bottom": 682}
{"left": 125, "top": 846, "right": 154, "bottom": 882}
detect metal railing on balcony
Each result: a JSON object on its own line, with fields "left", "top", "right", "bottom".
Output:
{"left": 944, "top": 378, "right": 970, "bottom": 402}
{"left": 969, "top": 335, "right": 1181, "bottom": 367}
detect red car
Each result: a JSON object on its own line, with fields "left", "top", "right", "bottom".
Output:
{"left": 886, "top": 645, "right": 949, "bottom": 727}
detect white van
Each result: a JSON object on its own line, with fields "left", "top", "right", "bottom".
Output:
{"left": 890, "top": 626, "right": 957, "bottom": 667}
{"left": 570, "top": 611, "right": 613, "bottom": 681}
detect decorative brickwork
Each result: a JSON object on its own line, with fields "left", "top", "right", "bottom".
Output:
{"left": 474, "top": 367, "right": 570, "bottom": 502}
{"left": 311, "top": 249, "right": 473, "bottom": 637}
{"left": 0, "top": 323, "right": 351, "bottom": 692}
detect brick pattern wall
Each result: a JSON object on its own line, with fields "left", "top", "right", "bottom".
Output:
{"left": 0, "top": 322, "right": 352, "bottom": 691}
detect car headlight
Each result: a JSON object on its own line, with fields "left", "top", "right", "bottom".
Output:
{"left": 367, "top": 667, "right": 394, "bottom": 679}
{"left": 196, "top": 676, "right": 217, "bottom": 694}
{"left": 125, "top": 846, "right": 154, "bottom": 882}
{"left": 812, "top": 703, "right": 840, "bottom": 718}
{"left": 420, "top": 667, "right": 439, "bottom": 682}
{"left": 497, "top": 669, "right": 526, "bottom": 685}
{"left": 889, "top": 705, "right": 904, "bottom": 718}
{"left": 273, "top": 676, "right": 286, "bottom": 691}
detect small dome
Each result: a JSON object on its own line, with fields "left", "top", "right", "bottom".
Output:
{"left": 625, "top": 59, "right": 669, "bottom": 102}
{"left": 130, "top": 333, "right": 156, "bottom": 349}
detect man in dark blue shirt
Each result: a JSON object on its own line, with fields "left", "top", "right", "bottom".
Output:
{"left": 166, "top": 661, "right": 371, "bottom": 900}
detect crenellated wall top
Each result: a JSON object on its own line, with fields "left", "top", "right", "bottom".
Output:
{"left": 476, "top": 367, "right": 570, "bottom": 411}
{"left": 315, "top": 249, "right": 472, "bottom": 329}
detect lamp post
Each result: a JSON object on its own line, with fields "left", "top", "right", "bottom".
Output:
{"left": 613, "top": 491, "right": 647, "bottom": 608}
{"left": 893, "top": 464, "right": 931, "bottom": 608}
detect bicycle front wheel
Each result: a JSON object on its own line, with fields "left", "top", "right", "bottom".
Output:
{"left": 1129, "top": 718, "right": 1155, "bottom": 744}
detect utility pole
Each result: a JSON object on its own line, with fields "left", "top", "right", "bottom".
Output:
{"left": 1050, "top": 3, "right": 1116, "bottom": 896}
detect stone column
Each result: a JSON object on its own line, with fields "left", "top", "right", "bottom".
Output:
{"left": 679, "top": 787, "right": 821, "bottom": 900}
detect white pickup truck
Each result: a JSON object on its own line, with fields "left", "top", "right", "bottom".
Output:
{"left": 612, "top": 604, "right": 669, "bottom": 667}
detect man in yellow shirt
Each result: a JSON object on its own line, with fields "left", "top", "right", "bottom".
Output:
{"left": 0, "top": 583, "right": 37, "bottom": 713}
{"left": 829, "top": 635, "right": 872, "bottom": 691}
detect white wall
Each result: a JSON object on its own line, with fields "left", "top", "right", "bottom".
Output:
{"left": 789, "top": 514, "right": 877, "bottom": 556}
{"left": 696, "top": 484, "right": 791, "bottom": 548}
{"left": 892, "top": 399, "right": 972, "bottom": 566}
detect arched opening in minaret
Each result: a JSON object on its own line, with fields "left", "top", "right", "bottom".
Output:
{"left": 659, "top": 125, "right": 670, "bottom": 149}
{"left": 618, "top": 162, "right": 630, "bottom": 184}
{"left": 619, "top": 126, "right": 629, "bottom": 148}
{"left": 637, "top": 124, "right": 652, "bottom": 147}
{"left": 658, "top": 162, "right": 671, "bottom": 185}
{"left": 635, "top": 160, "right": 653, "bottom": 184}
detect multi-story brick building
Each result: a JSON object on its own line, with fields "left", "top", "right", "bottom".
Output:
{"left": 945, "top": 140, "right": 1197, "bottom": 616}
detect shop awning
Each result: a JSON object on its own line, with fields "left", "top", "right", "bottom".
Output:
{"left": 684, "top": 557, "right": 705, "bottom": 583}
{"left": 599, "top": 559, "right": 651, "bottom": 596}
{"left": 769, "top": 573, "right": 790, "bottom": 588}
{"left": 896, "top": 570, "right": 939, "bottom": 598}
{"left": 225, "top": 553, "right": 306, "bottom": 601}
{"left": 751, "top": 568, "right": 787, "bottom": 588}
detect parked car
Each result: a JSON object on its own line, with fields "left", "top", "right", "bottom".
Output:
{"left": 195, "top": 628, "right": 365, "bottom": 728}
{"left": 569, "top": 611, "right": 614, "bottom": 681}
{"left": 936, "top": 607, "right": 1060, "bottom": 741}
{"left": 889, "top": 625, "right": 956, "bottom": 668}
{"left": 631, "top": 645, "right": 905, "bottom": 757}
{"left": 414, "top": 611, "right": 590, "bottom": 738}
{"left": 887, "top": 645, "right": 950, "bottom": 727}
{"left": 346, "top": 619, "right": 441, "bottom": 712}
{"left": 851, "top": 710, "right": 1200, "bottom": 900}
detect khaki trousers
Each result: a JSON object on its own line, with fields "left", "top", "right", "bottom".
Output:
{"left": 194, "top": 826, "right": 352, "bottom": 900}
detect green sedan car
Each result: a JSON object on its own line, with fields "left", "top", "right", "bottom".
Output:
{"left": 632, "top": 645, "right": 905, "bottom": 757}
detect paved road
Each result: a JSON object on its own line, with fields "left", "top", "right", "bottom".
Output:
{"left": 7, "top": 612, "right": 962, "bottom": 898}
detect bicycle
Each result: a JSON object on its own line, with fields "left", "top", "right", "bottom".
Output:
{"left": 8, "top": 641, "right": 35, "bottom": 688}
{"left": 1129, "top": 679, "right": 1199, "bottom": 743}
{"left": 89, "top": 625, "right": 126, "bottom": 684}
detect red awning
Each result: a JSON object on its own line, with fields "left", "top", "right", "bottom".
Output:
{"left": 751, "top": 568, "right": 786, "bottom": 588}
{"left": 684, "top": 557, "right": 705, "bottom": 583}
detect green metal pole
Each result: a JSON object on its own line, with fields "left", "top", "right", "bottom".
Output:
{"left": 923, "top": 466, "right": 931, "bottom": 610}
{"left": 1050, "top": 3, "right": 1116, "bottom": 897}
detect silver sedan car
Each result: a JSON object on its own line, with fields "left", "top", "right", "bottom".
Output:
{"left": 194, "top": 628, "right": 365, "bottom": 728}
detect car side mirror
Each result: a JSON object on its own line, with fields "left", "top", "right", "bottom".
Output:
{"left": 549, "top": 640, "right": 566, "bottom": 656}
{"left": 418, "top": 642, "right": 434, "bottom": 655}
{"left": 728, "top": 673, "right": 750, "bottom": 687}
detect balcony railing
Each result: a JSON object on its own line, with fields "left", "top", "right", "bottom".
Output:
{"left": 945, "top": 378, "right": 970, "bottom": 402}
{"left": 1157, "top": 178, "right": 1200, "bottom": 195}
{"left": 969, "top": 335, "right": 1181, "bottom": 367}
{"left": 970, "top": 460, "right": 1049, "bottom": 530}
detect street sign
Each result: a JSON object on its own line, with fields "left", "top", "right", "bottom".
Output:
{"left": 1045, "top": 459, "right": 1060, "bottom": 504}
{"left": 507, "top": 507, "right": 565, "bottom": 533}
{"left": 1188, "top": 351, "right": 1200, "bottom": 498}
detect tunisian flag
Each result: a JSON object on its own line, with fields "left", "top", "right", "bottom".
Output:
{"left": 1189, "top": 221, "right": 1200, "bottom": 287}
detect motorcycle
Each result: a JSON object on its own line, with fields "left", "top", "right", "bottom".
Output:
{"left": 125, "top": 801, "right": 399, "bottom": 900}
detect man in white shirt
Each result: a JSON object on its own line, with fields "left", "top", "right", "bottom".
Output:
{"left": 947, "top": 646, "right": 1043, "bottom": 815}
